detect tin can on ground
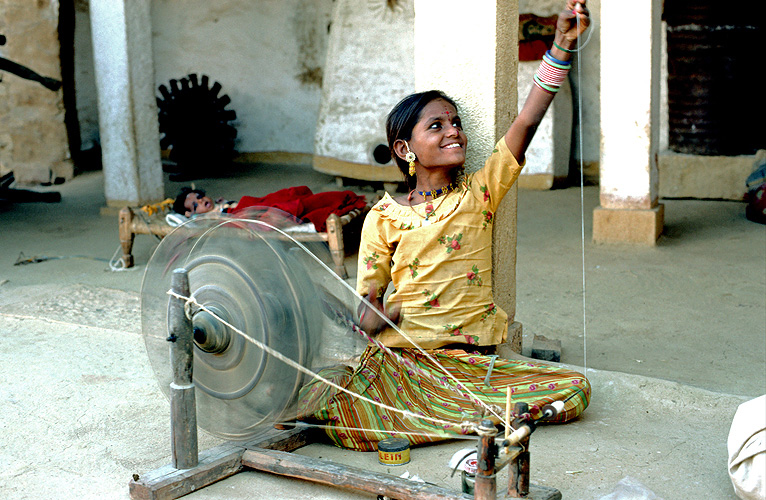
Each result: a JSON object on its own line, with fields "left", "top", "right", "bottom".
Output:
{"left": 377, "top": 438, "right": 410, "bottom": 466}
{"left": 461, "top": 457, "right": 478, "bottom": 495}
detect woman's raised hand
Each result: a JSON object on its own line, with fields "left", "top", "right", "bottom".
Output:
{"left": 558, "top": 0, "right": 590, "bottom": 44}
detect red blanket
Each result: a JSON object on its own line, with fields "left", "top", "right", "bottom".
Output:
{"left": 229, "top": 186, "right": 367, "bottom": 232}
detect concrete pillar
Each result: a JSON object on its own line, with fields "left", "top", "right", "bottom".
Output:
{"left": 594, "top": 0, "right": 664, "bottom": 244}
{"left": 414, "top": 0, "right": 521, "bottom": 349}
{"left": 89, "top": 0, "right": 163, "bottom": 207}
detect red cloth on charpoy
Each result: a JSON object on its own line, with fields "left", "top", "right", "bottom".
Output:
{"left": 229, "top": 186, "right": 367, "bottom": 232}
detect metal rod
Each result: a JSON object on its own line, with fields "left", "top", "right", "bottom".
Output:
{"left": 508, "top": 402, "right": 530, "bottom": 498}
{"left": 474, "top": 419, "right": 497, "bottom": 500}
{"left": 169, "top": 268, "right": 199, "bottom": 469}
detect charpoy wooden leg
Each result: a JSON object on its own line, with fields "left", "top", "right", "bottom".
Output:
{"left": 325, "top": 213, "right": 347, "bottom": 278}
{"left": 118, "top": 207, "right": 136, "bottom": 268}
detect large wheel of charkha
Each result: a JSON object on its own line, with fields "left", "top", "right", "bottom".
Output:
{"left": 140, "top": 210, "right": 363, "bottom": 441}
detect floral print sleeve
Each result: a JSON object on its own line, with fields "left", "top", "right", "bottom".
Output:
{"left": 356, "top": 202, "right": 394, "bottom": 299}
{"left": 351, "top": 146, "right": 518, "bottom": 349}
{"left": 471, "top": 138, "right": 523, "bottom": 214}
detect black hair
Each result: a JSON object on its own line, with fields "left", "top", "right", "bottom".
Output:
{"left": 173, "top": 187, "right": 206, "bottom": 214}
{"left": 386, "top": 90, "right": 459, "bottom": 189}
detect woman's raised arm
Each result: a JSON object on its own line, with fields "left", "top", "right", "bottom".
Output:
{"left": 504, "top": 0, "right": 590, "bottom": 162}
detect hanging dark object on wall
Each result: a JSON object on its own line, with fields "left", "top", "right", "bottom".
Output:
{"left": 157, "top": 74, "right": 237, "bottom": 181}
{"left": 0, "top": 34, "right": 62, "bottom": 91}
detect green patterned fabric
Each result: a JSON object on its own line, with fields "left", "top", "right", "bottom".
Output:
{"left": 299, "top": 346, "right": 590, "bottom": 451}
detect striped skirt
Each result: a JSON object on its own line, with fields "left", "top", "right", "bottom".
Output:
{"left": 298, "top": 346, "right": 590, "bottom": 451}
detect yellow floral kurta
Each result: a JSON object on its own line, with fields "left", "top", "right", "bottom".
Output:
{"left": 357, "top": 138, "right": 522, "bottom": 348}
{"left": 299, "top": 139, "right": 590, "bottom": 451}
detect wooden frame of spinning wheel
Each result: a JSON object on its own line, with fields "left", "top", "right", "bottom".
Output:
{"left": 129, "top": 269, "right": 561, "bottom": 500}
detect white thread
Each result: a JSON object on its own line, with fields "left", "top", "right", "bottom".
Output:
{"left": 214, "top": 216, "right": 507, "bottom": 423}
{"left": 567, "top": 12, "right": 595, "bottom": 52}
{"left": 108, "top": 245, "right": 130, "bottom": 272}
{"left": 281, "top": 422, "right": 481, "bottom": 441}
{"left": 576, "top": 13, "right": 588, "bottom": 380}
{"left": 166, "top": 289, "right": 473, "bottom": 433}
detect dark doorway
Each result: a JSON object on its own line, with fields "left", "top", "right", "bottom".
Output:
{"left": 58, "top": 0, "right": 84, "bottom": 171}
{"left": 665, "top": 1, "right": 763, "bottom": 156}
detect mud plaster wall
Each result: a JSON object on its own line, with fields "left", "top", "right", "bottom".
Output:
{"left": 160, "top": 0, "right": 331, "bottom": 156}
{"left": 72, "top": 0, "right": 332, "bottom": 156}
{"left": 0, "top": 0, "right": 71, "bottom": 183}
{"left": 314, "top": 0, "right": 414, "bottom": 167}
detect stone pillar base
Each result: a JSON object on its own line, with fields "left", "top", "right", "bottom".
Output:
{"left": 593, "top": 204, "right": 664, "bottom": 245}
{"left": 497, "top": 321, "right": 523, "bottom": 358}
{"left": 658, "top": 151, "right": 753, "bottom": 200}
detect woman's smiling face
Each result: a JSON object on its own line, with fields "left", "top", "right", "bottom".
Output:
{"left": 407, "top": 98, "right": 466, "bottom": 171}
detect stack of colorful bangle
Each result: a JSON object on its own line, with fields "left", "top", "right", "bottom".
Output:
{"left": 533, "top": 50, "right": 571, "bottom": 94}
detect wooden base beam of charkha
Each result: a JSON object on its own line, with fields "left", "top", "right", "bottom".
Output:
{"left": 129, "top": 268, "right": 561, "bottom": 500}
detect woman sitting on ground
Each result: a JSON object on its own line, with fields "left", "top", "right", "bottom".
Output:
{"left": 299, "top": 0, "right": 591, "bottom": 452}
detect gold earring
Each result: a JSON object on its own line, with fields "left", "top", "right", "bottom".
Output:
{"left": 404, "top": 141, "right": 416, "bottom": 176}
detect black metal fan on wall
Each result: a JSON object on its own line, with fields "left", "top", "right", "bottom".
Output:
{"left": 157, "top": 74, "right": 237, "bottom": 181}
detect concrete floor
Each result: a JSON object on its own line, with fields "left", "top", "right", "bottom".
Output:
{"left": 0, "top": 163, "right": 764, "bottom": 500}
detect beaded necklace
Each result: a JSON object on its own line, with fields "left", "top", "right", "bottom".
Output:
{"left": 407, "top": 187, "right": 453, "bottom": 223}
{"left": 417, "top": 184, "right": 452, "bottom": 199}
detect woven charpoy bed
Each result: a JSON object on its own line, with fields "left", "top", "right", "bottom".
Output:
{"left": 117, "top": 200, "right": 370, "bottom": 279}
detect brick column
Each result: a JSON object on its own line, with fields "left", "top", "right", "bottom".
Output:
{"left": 594, "top": 0, "right": 664, "bottom": 244}
{"left": 89, "top": 0, "right": 162, "bottom": 207}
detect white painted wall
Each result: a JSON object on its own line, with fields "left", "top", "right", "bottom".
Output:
{"left": 75, "top": 0, "right": 333, "bottom": 156}
{"left": 150, "top": 0, "right": 333, "bottom": 154}
{"left": 314, "top": 0, "right": 414, "bottom": 167}
{"left": 415, "top": 0, "right": 511, "bottom": 170}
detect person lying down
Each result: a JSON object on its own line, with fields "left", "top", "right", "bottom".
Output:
{"left": 171, "top": 186, "right": 367, "bottom": 232}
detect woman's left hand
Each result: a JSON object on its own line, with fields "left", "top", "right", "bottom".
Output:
{"left": 358, "top": 286, "right": 400, "bottom": 335}
{"left": 557, "top": 0, "right": 590, "bottom": 44}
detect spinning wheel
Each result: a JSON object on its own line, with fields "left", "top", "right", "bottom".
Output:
{"left": 132, "top": 210, "right": 562, "bottom": 500}
{"left": 140, "top": 210, "right": 362, "bottom": 441}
